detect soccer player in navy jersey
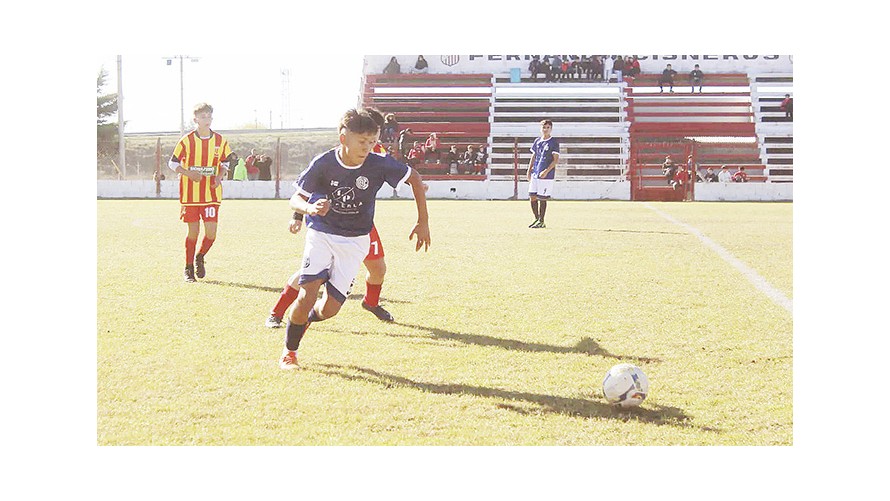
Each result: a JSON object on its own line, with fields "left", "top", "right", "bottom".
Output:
{"left": 527, "top": 119, "right": 559, "bottom": 229}
{"left": 278, "top": 108, "right": 431, "bottom": 370}
{"left": 266, "top": 109, "right": 399, "bottom": 327}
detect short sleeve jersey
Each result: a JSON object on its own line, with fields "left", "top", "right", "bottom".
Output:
{"left": 294, "top": 148, "right": 410, "bottom": 237}
{"left": 530, "top": 136, "right": 559, "bottom": 180}
{"left": 171, "top": 130, "right": 232, "bottom": 206}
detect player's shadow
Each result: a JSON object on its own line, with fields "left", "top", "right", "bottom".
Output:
{"left": 346, "top": 294, "right": 412, "bottom": 304}
{"left": 381, "top": 322, "right": 660, "bottom": 364}
{"left": 311, "top": 363, "right": 711, "bottom": 429}
{"left": 566, "top": 228, "right": 686, "bottom": 236}
{"left": 202, "top": 280, "right": 281, "bottom": 293}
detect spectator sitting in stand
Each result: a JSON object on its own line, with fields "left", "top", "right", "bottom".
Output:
{"left": 458, "top": 145, "right": 477, "bottom": 174}
{"left": 476, "top": 144, "right": 488, "bottom": 166}
{"left": 659, "top": 64, "right": 678, "bottom": 93}
{"left": 704, "top": 167, "right": 719, "bottom": 182}
{"left": 732, "top": 166, "right": 749, "bottom": 182}
{"left": 445, "top": 145, "right": 461, "bottom": 174}
{"left": 407, "top": 141, "right": 425, "bottom": 167}
{"left": 780, "top": 94, "right": 793, "bottom": 121}
{"left": 474, "top": 145, "right": 488, "bottom": 175}
{"left": 672, "top": 164, "right": 690, "bottom": 191}
{"left": 381, "top": 113, "right": 399, "bottom": 145}
{"left": 424, "top": 132, "right": 441, "bottom": 163}
{"left": 412, "top": 55, "right": 429, "bottom": 74}
{"left": 561, "top": 58, "right": 571, "bottom": 80}
{"left": 592, "top": 56, "right": 604, "bottom": 82}
{"left": 689, "top": 64, "right": 704, "bottom": 93}
{"left": 612, "top": 54, "right": 625, "bottom": 81}
{"left": 625, "top": 56, "right": 641, "bottom": 79}
{"left": 717, "top": 165, "right": 732, "bottom": 183}
{"left": 550, "top": 55, "right": 563, "bottom": 82}
{"left": 529, "top": 56, "right": 542, "bottom": 82}
{"left": 383, "top": 56, "right": 400, "bottom": 74}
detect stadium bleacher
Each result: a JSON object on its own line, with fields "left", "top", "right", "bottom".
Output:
{"left": 359, "top": 65, "right": 791, "bottom": 196}
{"left": 362, "top": 73, "right": 492, "bottom": 180}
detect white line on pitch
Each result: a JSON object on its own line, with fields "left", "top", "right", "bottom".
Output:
{"left": 643, "top": 203, "right": 793, "bottom": 314}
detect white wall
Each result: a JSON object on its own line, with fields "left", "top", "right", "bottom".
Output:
{"left": 694, "top": 182, "right": 792, "bottom": 202}
{"left": 98, "top": 179, "right": 791, "bottom": 201}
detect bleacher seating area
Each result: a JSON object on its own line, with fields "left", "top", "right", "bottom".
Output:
{"left": 360, "top": 66, "right": 792, "bottom": 198}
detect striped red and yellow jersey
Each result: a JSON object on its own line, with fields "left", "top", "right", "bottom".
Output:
{"left": 172, "top": 131, "right": 232, "bottom": 206}
{"left": 371, "top": 142, "right": 387, "bottom": 156}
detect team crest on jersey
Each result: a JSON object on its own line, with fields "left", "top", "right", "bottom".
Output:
{"left": 356, "top": 176, "right": 370, "bottom": 190}
{"left": 331, "top": 186, "right": 362, "bottom": 214}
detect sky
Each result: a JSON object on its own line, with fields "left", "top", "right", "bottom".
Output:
{"left": 97, "top": 54, "right": 366, "bottom": 132}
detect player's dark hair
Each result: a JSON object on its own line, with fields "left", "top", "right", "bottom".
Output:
{"left": 340, "top": 108, "right": 380, "bottom": 135}
{"left": 364, "top": 107, "right": 385, "bottom": 128}
{"left": 540, "top": 119, "right": 553, "bottom": 127}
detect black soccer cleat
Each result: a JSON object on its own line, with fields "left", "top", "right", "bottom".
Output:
{"left": 184, "top": 264, "right": 197, "bottom": 283}
{"left": 265, "top": 315, "right": 283, "bottom": 328}
{"left": 362, "top": 302, "right": 394, "bottom": 322}
{"left": 195, "top": 253, "right": 206, "bottom": 279}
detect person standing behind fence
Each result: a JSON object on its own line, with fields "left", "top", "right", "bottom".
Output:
{"left": 689, "top": 64, "right": 704, "bottom": 93}
{"left": 256, "top": 153, "right": 273, "bottom": 180}
{"left": 233, "top": 156, "right": 248, "bottom": 180}
{"left": 246, "top": 148, "right": 259, "bottom": 180}
{"left": 527, "top": 119, "right": 559, "bottom": 229}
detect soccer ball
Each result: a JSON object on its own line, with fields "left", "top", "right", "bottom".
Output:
{"left": 602, "top": 363, "right": 649, "bottom": 408}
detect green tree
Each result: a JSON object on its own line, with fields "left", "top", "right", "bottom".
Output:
{"left": 97, "top": 67, "right": 119, "bottom": 161}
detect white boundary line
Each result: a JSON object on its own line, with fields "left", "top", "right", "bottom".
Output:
{"left": 644, "top": 202, "right": 793, "bottom": 314}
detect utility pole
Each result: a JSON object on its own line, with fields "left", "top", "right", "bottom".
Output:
{"left": 281, "top": 68, "right": 291, "bottom": 129}
{"left": 164, "top": 55, "right": 200, "bottom": 136}
{"left": 117, "top": 55, "right": 126, "bottom": 177}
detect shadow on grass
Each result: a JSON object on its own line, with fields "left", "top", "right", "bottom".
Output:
{"left": 380, "top": 322, "right": 661, "bottom": 364}
{"left": 312, "top": 363, "right": 713, "bottom": 430}
{"left": 566, "top": 228, "right": 686, "bottom": 236}
{"left": 202, "top": 280, "right": 282, "bottom": 293}
{"left": 201, "top": 280, "right": 412, "bottom": 305}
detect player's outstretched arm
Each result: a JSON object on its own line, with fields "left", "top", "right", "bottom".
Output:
{"left": 289, "top": 193, "right": 330, "bottom": 217}
{"left": 406, "top": 168, "right": 430, "bottom": 252}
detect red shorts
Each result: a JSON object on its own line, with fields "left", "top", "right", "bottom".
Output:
{"left": 180, "top": 204, "right": 220, "bottom": 223}
{"left": 365, "top": 225, "right": 384, "bottom": 261}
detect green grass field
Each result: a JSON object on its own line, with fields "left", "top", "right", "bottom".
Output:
{"left": 97, "top": 199, "right": 792, "bottom": 446}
